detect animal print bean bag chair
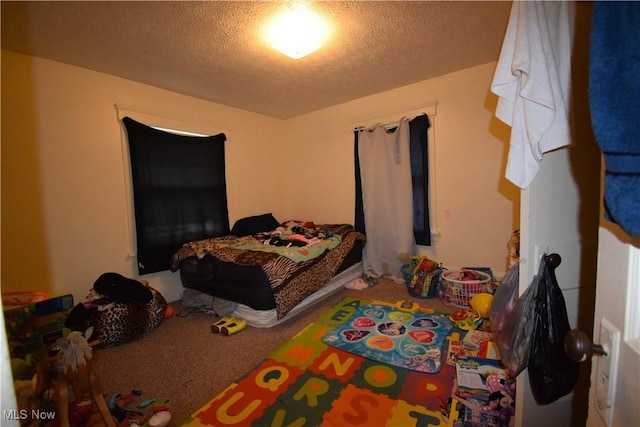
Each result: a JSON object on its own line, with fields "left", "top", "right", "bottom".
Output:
{"left": 66, "top": 273, "right": 167, "bottom": 348}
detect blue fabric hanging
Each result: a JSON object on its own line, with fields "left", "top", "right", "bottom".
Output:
{"left": 589, "top": 2, "right": 640, "bottom": 237}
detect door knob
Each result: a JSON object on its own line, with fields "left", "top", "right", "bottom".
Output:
{"left": 564, "top": 329, "right": 608, "bottom": 362}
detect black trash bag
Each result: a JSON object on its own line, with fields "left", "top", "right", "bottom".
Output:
{"left": 528, "top": 253, "right": 579, "bottom": 405}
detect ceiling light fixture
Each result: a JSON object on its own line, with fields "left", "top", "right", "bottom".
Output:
{"left": 264, "top": 4, "right": 330, "bottom": 59}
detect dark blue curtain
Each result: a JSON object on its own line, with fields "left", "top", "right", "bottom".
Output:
{"left": 123, "top": 117, "right": 229, "bottom": 274}
{"left": 354, "top": 114, "right": 432, "bottom": 245}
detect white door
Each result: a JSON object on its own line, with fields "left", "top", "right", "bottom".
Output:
{"left": 514, "top": 124, "right": 640, "bottom": 426}
{"left": 586, "top": 225, "right": 640, "bottom": 427}
{"left": 516, "top": 146, "right": 600, "bottom": 427}
{"left": 511, "top": 3, "right": 616, "bottom": 424}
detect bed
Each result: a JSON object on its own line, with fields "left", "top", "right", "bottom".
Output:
{"left": 170, "top": 214, "right": 366, "bottom": 328}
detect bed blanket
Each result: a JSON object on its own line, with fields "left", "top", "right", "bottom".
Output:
{"left": 171, "top": 225, "right": 365, "bottom": 319}
{"left": 233, "top": 235, "right": 341, "bottom": 262}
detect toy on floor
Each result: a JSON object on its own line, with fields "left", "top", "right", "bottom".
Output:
{"left": 211, "top": 316, "right": 247, "bottom": 335}
{"left": 449, "top": 308, "right": 482, "bottom": 330}
{"left": 164, "top": 304, "right": 175, "bottom": 318}
{"left": 107, "top": 392, "right": 143, "bottom": 422}
{"left": 148, "top": 410, "right": 171, "bottom": 427}
{"left": 395, "top": 300, "right": 420, "bottom": 313}
{"left": 69, "top": 398, "right": 93, "bottom": 425}
{"left": 137, "top": 398, "right": 156, "bottom": 408}
{"left": 106, "top": 390, "right": 171, "bottom": 425}
{"left": 469, "top": 293, "right": 493, "bottom": 319}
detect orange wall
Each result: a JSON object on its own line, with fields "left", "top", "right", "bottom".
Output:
{"left": 1, "top": 50, "right": 285, "bottom": 303}
{"left": 1, "top": 51, "right": 519, "bottom": 303}
{"left": 284, "top": 62, "right": 519, "bottom": 274}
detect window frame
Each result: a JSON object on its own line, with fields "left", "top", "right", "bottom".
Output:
{"left": 116, "top": 105, "right": 231, "bottom": 265}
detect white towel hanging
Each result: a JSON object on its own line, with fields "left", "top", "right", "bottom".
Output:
{"left": 490, "top": 1, "right": 576, "bottom": 189}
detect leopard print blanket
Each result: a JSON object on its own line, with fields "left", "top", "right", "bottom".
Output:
{"left": 172, "top": 227, "right": 365, "bottom": 319}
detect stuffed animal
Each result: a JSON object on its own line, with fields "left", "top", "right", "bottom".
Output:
{"left": 498, "top": 391, "right": 515, "bottom": 427}
{"left": 56, "top": 327, "right": 94, "bottom": 373}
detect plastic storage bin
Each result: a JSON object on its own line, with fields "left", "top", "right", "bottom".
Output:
{"left": 441, "top": 269, "right": 491, "bottom": 308}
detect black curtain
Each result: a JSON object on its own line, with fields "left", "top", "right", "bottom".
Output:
{"left": 354, "top": 114, "right": 432, "bottom": 246}
{"left": 123, "top": 117, "right": 229, "bottom": 275}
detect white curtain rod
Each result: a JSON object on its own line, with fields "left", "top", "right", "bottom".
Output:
{"left": 352, "top": 104, "right": 437, "bottom": 131}
{"left": 354, "top": 115, "right": 418, "bottom": 132}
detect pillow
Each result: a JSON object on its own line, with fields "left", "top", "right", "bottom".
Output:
{"left": 231, "top": 213, "right": 280, "bottom": 236}
{"left": 66, "top": 280, "right": 167, "bottom": 348}
{"left": 93, "top": 272, "right": 153, "bottom": 303}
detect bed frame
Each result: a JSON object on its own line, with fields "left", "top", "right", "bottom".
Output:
{"left": 223, "top": 262, "right": 362, "bottom": 328}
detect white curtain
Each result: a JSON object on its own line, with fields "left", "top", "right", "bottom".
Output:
{"left": 357, "top": 117, "right": 416, "bottom": 281}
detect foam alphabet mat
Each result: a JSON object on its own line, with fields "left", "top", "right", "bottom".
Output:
{"left": 180, "top": 297, "right": 462, "bottom": 427}
{"left": 322, "top": 301, "right": 454, "bottom": 373}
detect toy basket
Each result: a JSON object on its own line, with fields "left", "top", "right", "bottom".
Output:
{"left": 2, "top": 291, "right": 50, "bottom": 306}
{"left": 441, "top": 269, "right": 491, "bottom": 308}
{"left": 401, "top": 264, "right": 443, "bottom": 299}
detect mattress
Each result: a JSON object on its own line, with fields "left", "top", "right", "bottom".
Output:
{"left": 179, "top": 255, "right": 276, "bottom": 310}
{"left": 229, "top": 262, "right": 363, "bottom": 328}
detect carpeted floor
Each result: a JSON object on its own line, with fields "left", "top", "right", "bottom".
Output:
{"left": 92, "top": 279, "right": 455, "bottom": 425}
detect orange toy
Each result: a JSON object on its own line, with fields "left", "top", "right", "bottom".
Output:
{"left": 164, "top": 304, "right": 175, "bottom": 319}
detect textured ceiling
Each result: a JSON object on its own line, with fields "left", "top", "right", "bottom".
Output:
{"left": 1, "top": 1, "right": 512, "bottom": 119}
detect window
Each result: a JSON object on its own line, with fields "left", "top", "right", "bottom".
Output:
{"left": 122, "top": 116, "right": 229, "bottom": 274}
{"left": 354, "top": 112, "right": 435, "bottom": 246}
